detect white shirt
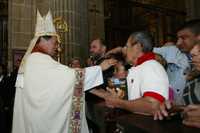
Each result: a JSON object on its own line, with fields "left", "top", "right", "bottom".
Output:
{"left": 127, "top": 60, "right": 169, "bottom": 100}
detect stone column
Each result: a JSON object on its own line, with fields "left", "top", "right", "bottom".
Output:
{"left": 88, "top": 0, "right": 105, "bottom": 41}
{"left": 52, "top": 0, "right": 89, "bottom": 64}
{"left": 0, "top": 0, "right": 8, "bottom": 67}
{"left": 8, "top": 0, "right": 36, "bottom": 71}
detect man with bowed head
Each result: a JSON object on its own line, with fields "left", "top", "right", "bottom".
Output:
{"left": 105, "top": 31, "right": 169, "bottom": 115}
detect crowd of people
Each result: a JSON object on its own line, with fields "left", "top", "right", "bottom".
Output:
{"left": 0, "top": 10, "right": 200, "bottom": 133}
{"left": 83, "top": 19, "right": 200, "bottom": 130}
{"left": 153, "top": 19, "right": 200, "bottom": 128}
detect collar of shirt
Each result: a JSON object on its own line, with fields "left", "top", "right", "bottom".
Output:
{"left": 136, "top": 52, "right": 155, "bottom": 66}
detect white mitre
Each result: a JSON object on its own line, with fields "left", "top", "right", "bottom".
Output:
{"left": 15, "top": 10, "right": 60, "bottom": 88}
{"left": 35, "top": 10, "right": 60, "bottom": 41}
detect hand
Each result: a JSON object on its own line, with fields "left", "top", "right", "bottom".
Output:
{"left": 100, "top": 59, "right": 117, "bottom": 71}
{"left": 154, "top": 100, "right": 172, "bottom": 120}
{"left": 182, "top": 104, "right": 200, "bottom": 128}
{"left": 121, "top": 46, "right": 127, "bottom": 56}
{"left": 105, "top": 96, "right": 121, "bottom": 109}
{"left": 106, "top": 87, "right": 118, "bottom": 97}
{"left": 105, "top": 47, "right": 123, "bottom": 57}
{"left": 105, "top": 87, "right": 121, "bottom": 108}
{"left": 116, "top": 88, "right": 125, "bottom": 99}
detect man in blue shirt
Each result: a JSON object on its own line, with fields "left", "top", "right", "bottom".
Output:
{"left": 154, "top": 45, "right": 190, "bottom": 105}
{"left": 154, "top": 19, "right": 200, "bottom": 105}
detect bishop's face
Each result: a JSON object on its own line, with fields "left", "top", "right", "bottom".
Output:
{"left": 38, "top": 36, "right": 59, "bottom": 57}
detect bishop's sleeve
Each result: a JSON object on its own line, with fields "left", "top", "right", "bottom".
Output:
{"left": 84, "top": 66, "right": 103, "bottom": 91}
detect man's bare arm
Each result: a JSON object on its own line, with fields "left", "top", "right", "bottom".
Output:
{"left": 106, "top": 96, "right": 161, "bottom": 115}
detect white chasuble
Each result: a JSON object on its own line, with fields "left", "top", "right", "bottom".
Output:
{"left": 12, "top": 52, "right": 103, "bottom": 133}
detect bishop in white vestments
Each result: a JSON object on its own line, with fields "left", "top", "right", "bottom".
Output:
{"left": 12, "top": 10, "right": 115, "bottom": 133}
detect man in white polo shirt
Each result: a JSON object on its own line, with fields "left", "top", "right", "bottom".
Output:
{"left": 105, "top": 31, "right": 169, "bottom": 115}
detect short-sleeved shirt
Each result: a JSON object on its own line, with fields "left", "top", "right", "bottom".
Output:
{"left": 127, "top": 60, "right": 169, "bottom": 100}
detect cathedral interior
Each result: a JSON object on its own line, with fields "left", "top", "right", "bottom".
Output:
{"left": 0, "top": 0, "right": 200, "bottom": 133}
{"left": 0, "top": 0, "right": 199, "bottom": 71}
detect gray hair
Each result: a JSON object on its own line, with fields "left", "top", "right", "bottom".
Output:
{"left": 129, "top": 31, "right": 154, "bottom": 52}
